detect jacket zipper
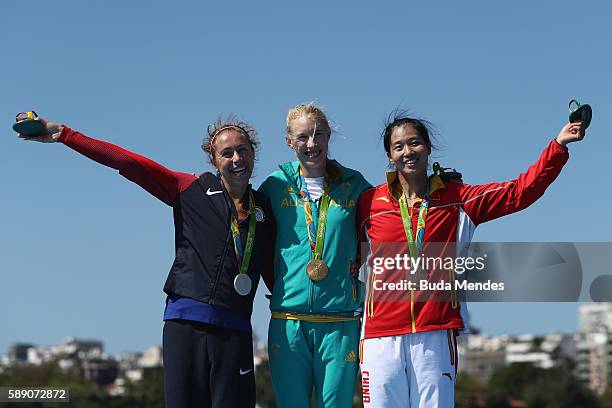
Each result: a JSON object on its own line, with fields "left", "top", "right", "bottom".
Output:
{"left": 200, "top": 175, "right": 233, "bottom": 305}
{"left": 410, "top": 200, "right": 417, "bottom": 333}
{"left": 280, "top": 165, "right": 316, "bottom": 312}
{"left": 308, "top": 276, "right": 314, "bottom": 312}
{"left": 410, "top": 289, "right": 416, "bottom": 333}
{"left": 308, "top": 194, "right": 317, "bottom": 312}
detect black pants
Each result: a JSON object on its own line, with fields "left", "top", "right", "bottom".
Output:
{"left": 162, "top": 320, "right": 256, "bottom": 408}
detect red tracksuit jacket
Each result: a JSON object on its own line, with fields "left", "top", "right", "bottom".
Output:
{"left": 357, "top": 139, "right": 569, "bottom": 339}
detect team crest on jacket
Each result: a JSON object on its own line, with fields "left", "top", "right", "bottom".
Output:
{"left": 254, "top": 206, "right": 265, "bottom": 222}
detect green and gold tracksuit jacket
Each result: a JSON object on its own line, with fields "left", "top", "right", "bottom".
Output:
{"left": 258, "top": 160, "right": 372, "bottom": 317}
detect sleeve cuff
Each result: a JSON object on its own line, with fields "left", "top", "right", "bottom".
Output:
{"left": 58, "top": 126, "right": 76, "bottom": 144}
{"left": 553, "top": 138, "right": 569, "bottom": 152}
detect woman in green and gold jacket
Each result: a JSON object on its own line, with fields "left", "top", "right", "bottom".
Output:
{"left": 259, "top": 103, "right": 371, "bottom": 408}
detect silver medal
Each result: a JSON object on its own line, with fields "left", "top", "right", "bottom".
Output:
{"left": 234, "top": 274, "right": 252, "bottom": 296}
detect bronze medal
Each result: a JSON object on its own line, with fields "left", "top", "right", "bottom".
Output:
{"left": 306, "top": 259, "right": 328, "bottom": 281}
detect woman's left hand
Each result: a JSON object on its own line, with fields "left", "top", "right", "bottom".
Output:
{"left": 556, "top": 122, "right": 586, "bottom": 146}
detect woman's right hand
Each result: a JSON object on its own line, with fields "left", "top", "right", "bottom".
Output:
{"left": 17, "top": 118, "right": 64, "bottom": 143}
{"left": 555, "top": 122, "right": 585, "bottom": 146}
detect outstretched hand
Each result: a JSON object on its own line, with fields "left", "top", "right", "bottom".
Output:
{"left": 17, "top": 118, "right": 64, "bottom": 143}
{"left": 556, "top": 122, "right": 586, "bottom": 146}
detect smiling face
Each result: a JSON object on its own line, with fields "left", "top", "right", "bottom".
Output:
{"left": 212, "top": 129, "right": 254, "bottom": 186}
{"left": 286, "top": 114, "right": 330, "bottom": 177}
{"left": 387, "top": 124, "right": 431, "bottom": 178}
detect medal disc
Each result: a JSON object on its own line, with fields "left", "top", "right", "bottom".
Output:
{"left": 568, "top": 100, "right": 592, "bottom": 130}
{"left": 13, "top": 119, "right": 45, "bottom": 137}
{"left": 306, "top": 259, "right": 328, "bottom": 281}
{"left": 234, "top": 274, "right": 252, "bottom": 296}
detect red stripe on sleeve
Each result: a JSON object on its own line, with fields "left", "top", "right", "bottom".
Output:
{"left": 460, "top": 139, "right": 569, "bottom": 225}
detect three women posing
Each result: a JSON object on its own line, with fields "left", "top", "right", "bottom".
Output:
{"left": 18, "top": 106, "right": 587, "bottom": 408}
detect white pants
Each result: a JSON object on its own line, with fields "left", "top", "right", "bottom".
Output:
{"left": 360, "top": 330, "right": 458, "bottom": 407}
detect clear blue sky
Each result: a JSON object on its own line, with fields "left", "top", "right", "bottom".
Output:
{"left": 1, "top": 1, "right": 610, "bottom": 354}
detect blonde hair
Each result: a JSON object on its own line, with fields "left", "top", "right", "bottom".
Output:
{"left": 285, "top": 102, "right": 333, "bottom": 139}
{"left": 201, "top": 114, "right": 259, "bottom": 166}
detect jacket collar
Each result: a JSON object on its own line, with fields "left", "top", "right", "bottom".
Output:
{"left": 384, "top": 171, "right": 445, "bottom": 201}
{"left": 279, "top": 159, "right": 344, "bottom": 189}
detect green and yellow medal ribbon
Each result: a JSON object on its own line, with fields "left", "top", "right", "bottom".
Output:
{"left": 298, "top": 168, "right": 330, "bottom": 261}
{"left": 398, "top": 181, "right": 430, "bottom": 261}
{"left": 230, "top": 190, "right": 257, "bottom": 275}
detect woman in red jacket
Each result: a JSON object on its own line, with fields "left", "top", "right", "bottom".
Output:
{"left": 356, "top": 113, "right": 586, "bottom": 407}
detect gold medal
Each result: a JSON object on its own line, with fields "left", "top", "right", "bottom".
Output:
{"left": 306, "top": 259, "right": 328, "bottom": 281}
{"left": 298, "top": 166, "right": 331, "bottom": 283}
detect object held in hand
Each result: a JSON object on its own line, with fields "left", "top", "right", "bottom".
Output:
{"left": 568, "top": 100, "right": 592, "bottom": 130}
{"left": 13, "top": 111, "right": 45, "bottom": 136}
{"left": 432, "top": 162, "right": 462, "bottom": 182}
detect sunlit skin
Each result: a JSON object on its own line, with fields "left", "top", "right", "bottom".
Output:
{"left": 387, "top": 124, "right": 431, "bottom": 205}
{"left": 286, "top": 115, "right": 331, "bottom": 178}
{"left": 212, "top": 130, "right": 255, "bottom": 220}
{"left": 555, "top": 121, "right": 585, "bottom": 146}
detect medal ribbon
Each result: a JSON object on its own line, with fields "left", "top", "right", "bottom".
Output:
{"left": 298, "top": 168, "right": 330, "bottom": 261}
{"left": 230, "top": 190, "right": 257, "bottom": 275}
{"left": 398, "top": 181, "right": 430, "bottom": 261}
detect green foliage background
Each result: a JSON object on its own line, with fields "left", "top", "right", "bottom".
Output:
{"left": 0, "top": 359, "right": 609, "bottom": 407}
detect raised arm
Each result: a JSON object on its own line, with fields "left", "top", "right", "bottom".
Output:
{"left": 460, "top": 122, "right": 585, "bottom": 225}
{"left": 18, "top": 119, "right": 196, "bottom": 205}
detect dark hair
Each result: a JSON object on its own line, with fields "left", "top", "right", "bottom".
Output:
{"left": 201, "top": 114, "right": 260, "bottom": 166}
{"left": 381, "top": 109, "right": 437, "bottom": 156}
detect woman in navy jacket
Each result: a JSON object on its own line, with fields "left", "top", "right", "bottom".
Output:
{"left": 17, "top": 116, "right": 275, "bottom": 408}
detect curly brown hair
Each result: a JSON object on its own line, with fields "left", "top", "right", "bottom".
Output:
{"left": 201, "top": 114, "right": 260, "bottom": 166}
